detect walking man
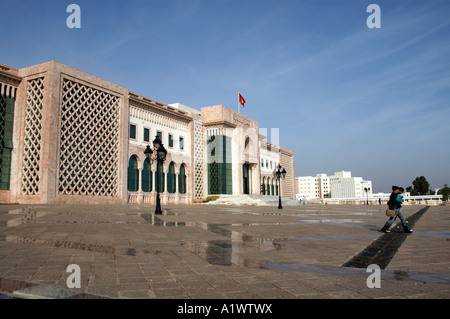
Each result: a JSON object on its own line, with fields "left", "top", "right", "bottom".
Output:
{"left": 381, "top": 186, "right": 413, "bottom": 233}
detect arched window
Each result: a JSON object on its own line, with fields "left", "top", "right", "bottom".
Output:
{"left": 179, "top": 164, "right": 186, "bottom": 194}
{"left": 142, "top": 158, "right": 152, "bottom": 192}
{"left": 261, "top": 177, "right": 266, "bottom": 195}
{"left": 271, "top": 180, "right": 275, "bottom": 196}
{"left": 156, "top": 162, "right": 165, "bottom": 193}
{"left": 167, "top": 162, "right": 176, "bottom": 194}
{"left": 127, "top": 156, "right": 139, "bottom": 192}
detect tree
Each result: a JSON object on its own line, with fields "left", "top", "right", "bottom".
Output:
{"left": 437, "top": 187, "right": 450, "bottom": 201}
{"left": 410, "top": 176, "right": 430, "bottom": 196}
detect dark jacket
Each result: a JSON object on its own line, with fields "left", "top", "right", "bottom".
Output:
{"left": 387, "top": 192, "right": 402, "bottom": 209}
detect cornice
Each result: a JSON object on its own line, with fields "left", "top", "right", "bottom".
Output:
{"left": 129, "top": 92, "right": 192, "bottom": 123}
{"left": 0, "top": 70, "right": 22, "bottom": 86}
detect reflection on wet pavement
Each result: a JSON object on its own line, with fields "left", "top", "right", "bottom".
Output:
{"left": 3, "top": 235, "right": 115, "bottom": 253}
{"left": 135, "top": 211, "right": 384, "bottom": 268}
{"left": 0, "top": 208, "right": 47, "bottom": 227}
{"left": 0, "top": 277, "right": 110, "bottom": 299}
{"left": 415, "top": 230, "right": 450, "bottom": 239}
{"left": 2, "top": 204, "right": 449, "bottom": 298}
{"left": 261, "top": 261, "right": 450, "bottom": 285}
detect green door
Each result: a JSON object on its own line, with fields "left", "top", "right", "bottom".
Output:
{"left": 243, "top": 164, "right": 250, "bottom": 195}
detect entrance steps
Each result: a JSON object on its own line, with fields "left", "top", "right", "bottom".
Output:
{"left": 205, "top": 194, "right": 301, "bottom": 206}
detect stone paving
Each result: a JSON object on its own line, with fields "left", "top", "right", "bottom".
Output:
{"left": 0, "top": 203, "right": 449, "bottom": 299}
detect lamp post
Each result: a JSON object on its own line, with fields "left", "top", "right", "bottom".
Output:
{"left": 364, "top": 187, "right": 371, "bottom": 205}
{"left": 273, "top": 164, "right": 287, "bottom": 209}
{"left": 144, "top": 136, "right": 167, "bottom": 215}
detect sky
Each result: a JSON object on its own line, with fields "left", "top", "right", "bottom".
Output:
{"left": 1, "top": 0, "right": 449, "bottom": 193}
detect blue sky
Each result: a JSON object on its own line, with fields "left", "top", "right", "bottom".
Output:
{"left": 1, "top": 0, "right": 449, "bottom": 192}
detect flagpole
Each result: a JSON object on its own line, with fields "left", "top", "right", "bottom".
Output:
{"left": 238, "top": 92, "right": 240, "bottom": 113}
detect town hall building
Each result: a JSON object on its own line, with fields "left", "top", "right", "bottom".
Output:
{"left": 0, "top": 60, "right": 295, "bottom": 205}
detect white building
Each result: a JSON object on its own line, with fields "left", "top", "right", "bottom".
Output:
{"left": 329, "top": 171, "right": 372, "bottom": 199}
{"left": 296, "top": 173, "right": 330, "bottom": 200}
{"left": 296, "top": 171, "right": 373, "bottom": 200}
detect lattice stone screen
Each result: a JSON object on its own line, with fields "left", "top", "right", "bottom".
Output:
{"left": 21, "top": 77, "right": 45, "bottom": 195}
{"left": 58, "top": 79, "right": 120, "bottom": 196}
{"left": 193, "top": 120, "right": 204, "bottom": 200}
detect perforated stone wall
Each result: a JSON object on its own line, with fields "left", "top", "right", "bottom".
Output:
{"left": 57, "top": 79, "right": 120, "bottom": 196}
{"left": 193, "top": 120, "right": 204, "bottom": 200}
{"left": 21, "top": 77, "right": 44, "bottom": 195}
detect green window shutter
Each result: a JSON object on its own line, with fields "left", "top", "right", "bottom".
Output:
{"left": 127, "top": 156, "right": 138, "bottom": 191}
{"left": 167, "top": 163, "right": 175, "bottom": 193}
{"left": 156, "top": 162, "right": 164, "bottom": 192}
{"left": 130, "top": 124, "right": 136, "bottom": 139}
{"left": 142, "top": 159, "right": 152, "bottom": 192}
{"left": 178, "top": 165, "right": 186, "bottom": 194}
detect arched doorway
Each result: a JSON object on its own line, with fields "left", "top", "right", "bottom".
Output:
{"left": 243, "top": 136, "right": 254, "bottom": 195}
{"left": 179, "top": 164, "right": 186, "bottom": 194}
{"left": 243, "top": 163, "right": 250, "bottom": 195}
{"left": 167, "top": 162, "right": 176, "bottom": 194}
{"left": 142, "top": 158, "right": 152, "bottom": 192}
{"left": 127, "top": 155, "right": 139, "bottom": 192}
{"left": 156, "top": 162, "right": 165, "bottom": 193}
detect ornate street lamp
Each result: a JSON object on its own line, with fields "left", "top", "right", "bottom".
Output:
{"left": 364, "top": 187, "right": 371, "bottom": 205}
{"left": 273, "top": 164, "right": 287, "bottom": 209}
{"left": 144, "top": 136, "right": 167, "bottom": 215}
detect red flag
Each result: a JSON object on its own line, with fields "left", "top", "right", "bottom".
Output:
{"left": 239, "top": 93, "right": 246, "bottom": 108}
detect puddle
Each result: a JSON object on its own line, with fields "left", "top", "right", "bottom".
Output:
{"left": 278, "top": 234, "right": 378, "bottom": 243}
{"left": 296, "top": 218, "right": 365, "bottom": 224}
{"left": 415, "top": 230, "right": 450, "bottom": 239}
{"left": 0, "top": 277, "right": 110, "bottom": 299}
{"left": 137, "top": 212, "right": 382, "bottom": 267}
{"left": 261, "top": 261, "right": 450, "bottom": 285}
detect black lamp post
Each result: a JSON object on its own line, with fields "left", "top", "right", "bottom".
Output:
{"left": 144, "top": 136, "right": 167, "bottom": 215}
{"left": 364, "top": 187, "right": 371, "bottom": 205}
{"left": 273, "top": 164, "right": 287, "bottom": 209}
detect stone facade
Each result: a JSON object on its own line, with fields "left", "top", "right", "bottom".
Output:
{"left": 0, "top": 60, "right": 296, "bottom": 205}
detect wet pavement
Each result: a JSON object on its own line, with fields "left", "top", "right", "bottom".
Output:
{"left": 0, "top": 203, "right": 449, "bottom": 299}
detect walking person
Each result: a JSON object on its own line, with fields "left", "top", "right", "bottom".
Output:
{"left": 380, "top": 186, "right": 413, "bottom": 233}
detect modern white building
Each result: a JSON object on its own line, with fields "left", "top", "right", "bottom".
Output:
{"left": 296, "top": 173, "right": 330, "bottom": 200}
{"left": 329, "top": 171, "right": 372, "bottom": 199}
{"left": 296, "top": 171, "right": 372, "bottom": 200}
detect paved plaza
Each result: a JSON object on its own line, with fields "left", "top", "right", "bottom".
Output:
{"left": 0, "top": 203, "right": 449, "bottom": 299}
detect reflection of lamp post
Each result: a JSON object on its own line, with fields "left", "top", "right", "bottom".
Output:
{"left": 273, "top": 164, "right": 287, "bottom": 209}
{"left": 364, "top": 187, "right": 371, "bottom": 205}
{"left": 144, "top": 136, "right": 167, "bottom": 215}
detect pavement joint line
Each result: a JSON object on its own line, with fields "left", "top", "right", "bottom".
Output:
{"left": 342, "top": 207, "right": 430, "bottom": 269}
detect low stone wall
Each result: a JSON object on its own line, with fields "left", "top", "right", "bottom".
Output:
{"left": 321, "top": 199, "right": 444, "bottom": 206}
